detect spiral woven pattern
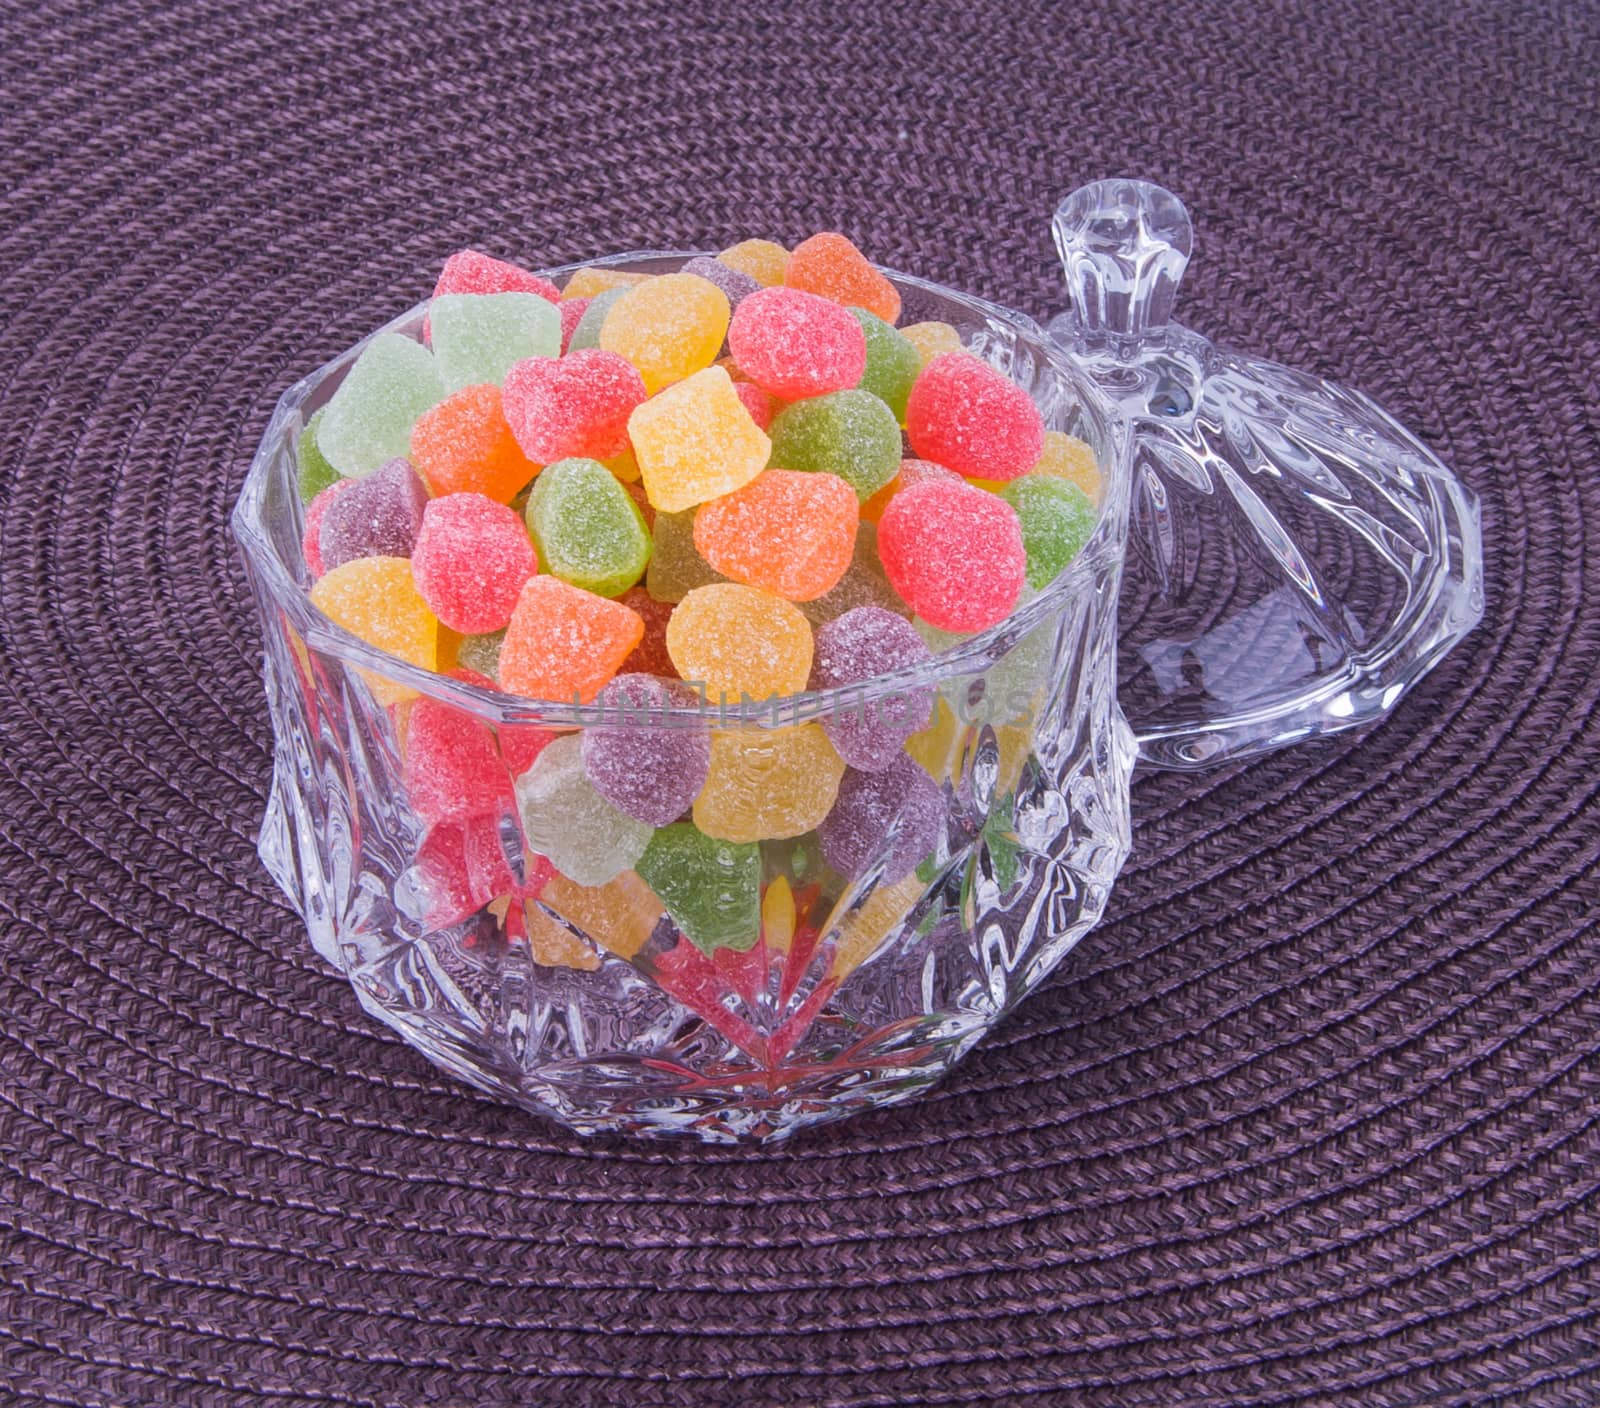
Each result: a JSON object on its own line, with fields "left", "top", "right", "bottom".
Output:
{"left": 3, "top": 1, "right": 1598, "bottom": 1403}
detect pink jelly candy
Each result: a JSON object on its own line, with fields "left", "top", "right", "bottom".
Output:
{"left": 414, "top": 812, "right": 548, "bottom": 927}
{"left": 317, "top": 458, "right": 429, "bottom": 571}
{"left": 904, "top": 352, "right": 1045, "bottom": 482}
{"left": 559, "top": 297, "right": 590, "bottom": 353}
{"left": 811, "top": 606, "right": 934, "bottom": 770}
{"left": 734, "top": 380, "right": 775, "bottom": 431}
{"left": 432, "top": 249, "right": 560, "bottom": 305}
{"left": 581, "top": 674, "right": 711, "bottom": 826}
{"left": 302, "top": 478, "right": 354, "bottom": 578}
{"left": 404, "top": 695, "right": 517, "bottom": 826}
{"left": 411, "top": 493, "right": 538, "bottom": 634}
{"left": 819, "top": 755, "right": 945, "bottom": 883}
{"left": 727, "top": 286, "right": 866, "bottom": 400}
{"left": 877, "top": 479, "right": 1026, "bottom": 632}
{"left": 502, "top": 350, "right": 648, "bottom": 463}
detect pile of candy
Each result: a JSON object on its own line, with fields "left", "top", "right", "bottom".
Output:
{"left": 295, "top": 235, "right": 1101, "bottom": 967}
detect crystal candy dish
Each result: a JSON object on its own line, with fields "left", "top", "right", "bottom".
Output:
{"left": 232, "top": 181, "right": 1482, "bottom": 1141}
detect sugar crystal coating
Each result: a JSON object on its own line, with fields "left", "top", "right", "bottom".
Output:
{"left": 998, "top": 473, "right": 1097, "bottom": 589}
{"left": 797, "top": 520, "right": 908, "bottom": 625}
{"left": 860, "top": 458, "right": 962, "bottom": 525}
{"left": 432, "top": 249, "right": 560, "bottom": 305}
{"left": 411, "top": 493, "right": 538, "bottom": 633}
{"left": 635, "top": 823, "right": 761, "bottom": 954}
{"left": 785, "top": 231, "right": 902, "bottom": 324}
{"left": 599, "top": 272, "right": 731, "bottom": 395}
{"left": 525, "top": 457, "right": 652, "bottom": 597}
{"left": 498, "top": 575, "right": 643, "bottom": 703}
{"left": 727, "top": 287, "right": 866, "bottom": 401}
{"left": 318, "top": 457, "right": 429, "bottom": 570}
{"left": 309, "top": 556, "right": 438, "bottom": 704}
{"left": 502, "top": 350, "right": 647, "bottom": 463}
{"left": 566, "top": 285, "right": 629, "bottom": 352}
{"left": 645, "top": 510, "right": 728, "bottom": 603}
{"left": 296, "top": 409, "right": 339, "bottom": 503}
{"left": 404, "top": 694, "right": 524, "bottom": 825}
{"left": 558, "top": 297, "right": 590, "bottom": 352}
{"left": 905, "top": 351, "right": 1045, "bottom": 482}
{"left": 718, "top": 239, "right": 789, "bottom": 287}
{"left": 302, "top": 478, "right": 354, "bottom": 578}
{"left": 819, "top": 754, "right": 945, "bottom": 882}
{"left": 455, "top": 628, "right": 506, "bottom": 681}
{"left": 581, "top": 674, "right": 710, "bottom": 826}
{"left": 409, "top": 383, "right": 537, "bottom": 503}
{"left": 850, "top": 308, "right": 921, "bottom": 421}
{"left": 515, "top": 734, "right": 653, "bottom": 886}
{"left": 878, "top": 479, "right": 1026, "bottom": 632}
{"left": 317, "top": 333, "right": 445, "bottom": 477}
{"left": 900, "top": 320, "right": 964, "bottom": 366}
{"left": 628, "top": 365, "right": 770, "bottom": 513}
{"left": 681, "top": 255, "right": 760, "bottom": 308}
{"left": 693, "top": 724, "right": 845, "bottom": 843}
{"left": 811, "top": 606, "right": 934, "bottom": 770}
{"left": 767, "top": 388, "right": 900, "bottom": 501}
{"left": 429, "top": 292, "right": 561, "bottom": 392}
{"left": 733, "top": 380, "right": 775, "bottom": 430}
{"left": 666, "top": 583, "right": 813, "bottom": 703}
{"left": 616, "top": 587, "right": 677, "bottom": 676}
{"left": 692, "top": 469, "right": 857, "bottom": 601}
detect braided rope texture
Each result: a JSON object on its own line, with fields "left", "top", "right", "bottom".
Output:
{"left": 2, "top": 0, "right": 1598, "bottom": 1403}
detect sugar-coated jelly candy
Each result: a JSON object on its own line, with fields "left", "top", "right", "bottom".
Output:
{"left": 628, "top": 366, "right": 771, "bottom": 513}
{"left": 562, "top": 267, "right": 648, "bottom": 300}
{"left": 616, "top": 587, "right": 677, "bottom": 676}
{"left": 309, "top": 556, "right": 438, "bottom": 704}
{"left": 666, "top": 583, "right": 813, "bottom": 703}
{"left": 411, "top": 812, "right": 522, "bottom": 927}
{"left": 797, "top": 521, "right": 908, "bottom": 625}
{"left": 581, "top": 674, "right": 710, "bottom": 826}
{"left": 819, "top": 754, "right": 945, "bottom": 882}
{"left": 832, "top": 872, "right": 926, "bottom": 980}
{"left": 502, "top": 350, "right": 647, "bottom": 464}
{"left": 297, "top": 409, "right": 339, "bottom": 503}
{"left": 455, "top": 628, "right": 506, "bottom": 681}
{"left": 432, "top": 249, "right": 560, "bottom": 306}
{"left": 520, "top": 904, "right": 603, "bottom": 970}
{"left": 317, "top": 333, "right": 445, "bottom": 478}
{"left": 302, "top": 479, "right": 353, "bottom": 578}
{"left": 538, "top": 869, "right": 662, "bottom": 962}
{"left": 645, "top": 510, "right": 727, "bottom": 603}
{"left": 429, "top": 292, "right": 561, "bottom": 393}
{"left": 525, "top": 457, "right": 652, "bottom": 597}
{"left": 514, "top": 735, "right": 653, "bottom": 887}
{"left": 693, "top": 469, "right": 857, "bottom": 601}
{"left": 905, "top": 352, "right": 1045, "bottom": 482}
{"left": 693, "top": 725, "right": 845, "bottom": 843}
{"left": 1032, "top": 429, "right": 1102, "bottom": 502}
{"left": 599, "top": 272, "right": 731, "bottom": 395}
{"left": 498, "top": 575, "right": 643, "bottom": 704}
{"left": 635, "top": 824, "right": 761, "bottom": 954}
{"left": 566, "top": 285, "right": 629, "bottom": 353}
{"left": 607, "top": 447, "right": 644, "bottom": 486}
{"left": 718, "top": 239, "right": 789, "bottom": 288}
{"left": 409, "top": 383, "right": 536, "bottom": 505}
{"left": 767, "top": 388, "right": 900, "bottom": 501}
{"left": 900, "top": 321, "right": 963, "bottom": 367}
{"left": 999, "top": 474, "right": 1097, "bottom": 589}
{"left": 411, "top": 493, "right": 538, "bottom": 633}
{"left": 318, "top": 457, "right": 429, "bottom": 571}
{"left": 727, "top": 287, "right": 866, "bottom": 401}
{"left": 681, "top": 255, "right": 760, "bottom": 309}
{"left": 811, "top": 606, "right": 934, "bottom": 770}
{"left": 785, "top": 231, "right": 901, "bottom": 324}
{"left": 859, "top": 458, "right": 961, "bottom": 526}
{"left": 558, "top": 297, "right": 589, "bottom": 352}
{"left": 850, "top": 309, "right": 920, "bottom": 421}
{"left": 404, "top": 695, "right": 523, "bottom": 825}
{"left": 878, "top": 479, "right": 1026, "bottom": 632}
{"left": 733, "top": 381, "right": 775, "bottom": 431}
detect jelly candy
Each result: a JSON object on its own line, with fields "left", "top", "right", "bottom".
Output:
{"left": 412, "top": 812, "right": 522, "bottom": 927}
{"left": 905, "top": 352, "right": 1044, "bottom": 482}
{"left": 559, "top": 297, "right": 589, "bottom": 352}
{"left": 566, "top": 285, "right": 629, "bottom": 352}
{"left": 666, "top": 583, "right": 813, "bottom": 703}
{"left": 819, "top": 754, "right": 944, "bottom": 882}
{"left": 635, "top": 824, "right": 761, "bottom": 954}
{"left": 900, "top": 320, "right": 963, "bottom": 367}
{"left": 525, "top": 457, "right": 652, "bottom": 597}
{"left": 811, "top": 606, "right": 934, "bottom": 770}
{"left": 785, "top": 231, "right": 901, "bottom": 324}
{"left": 520, "top": 905, "right": 603, "bottom": 970}
{"left": 562, "top": 267, "right": 648, "bottom": 300}
{"left": 297, "top": 409, "right": 339, "bottom": 503}
{"left": 692, "top": 469, "right": 857, "bottom": 601}
{"left": 692, "top": 725, "right": 845, "bottom": 843}
{"left": 537, "top": 869, "right": 662, "bottom": 962}
{"left": 599, "top": 272, "right": 730, "bottom": 395}
{"left": 767, "top": 389, "right": 899, "bottom": 502}
{"left": 627, "top": 366, "right": 771, "bottom": 513}
{"left": 998, "top": 474, "right": 1097, "bottom": 589}
{"left": 403, "top": 694, "right": 526, "bottom": 825}
{"left": 309, "top": 556, "right": 438, "bottom": 704}
{"left": 616, "top": 587, "right": 676, "bottom": 677}
{"left": 645, "top": 510, "right": 727, "bottom": 603}
{"left": 498, "top": 575, "right": 643, "bottom": 704}
{"left": 680, "top": 254, "right": 760, "bottom": 309}
{"left": 797, "top": 521, "right": 908, "bottom": 625}
{"left": 831, "top": 872, "right": 926, "bottom": 980}
{"left": 514, "top": 734, "right": 653, "bottom": 886}
{"left": 429, "top": 292, "right": 560, "bottom": 393}
{"left": 503, "top": 350, "right": 647, "bottom": 464}
{"left": 317, "top": 332, "right": 445, "bottom": 478}
{"left": 455, "top": 628, "right": 506, "bottom": 681}
{"left": 859, "top": 458, "right": 961, "bottom": 526}
{"left": 301, "top": 478, "right": 353, "bottom": 578}
{"left": 582, "top": 674, "right": 710, "bottom": 826}
{"left": 409, "top": 383, "right": 538, "bottom": 504}
{"left": 878, "top": 479, "right": 1026, "bottom": 633}
{"left": 727, "top": 287, "right": 866, "bottom": 401}
{"left": 432, "top": 249, "right": 560, "bottom": 306}
{"left": 718, "top": 239, "right": 789, "bottom": 287}
{"left": 850, "top": 309, "right": 920, "bottom": 421}
{"left": 318, "top": 457, "right": 429, "bottom": 571}
{"left": 1032, "top": 429, "right": 1102, "bottom": 502}
{"left": 733, "top": 381, "right": 775, "bottom": 431}
{"left": 607, "top": 448, "right": 644, "bottom": 487}
{"left": 411, "top": 493, "right": 538, "bottom": 632}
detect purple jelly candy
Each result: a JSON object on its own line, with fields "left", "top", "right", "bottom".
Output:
{"left": 812, "top": 606, "right": 934, "bottom": 770}
{"left": 581, "top": 673, "right": 711, "bottom": 827}
{"left": 682, "top": 255, "right": 760, "bottom": 310}
{"left": 318, "top": 457, "right": 429, "bottom": 570}
{"left": 819, "top": 754, "right": 945, "bottom": 882}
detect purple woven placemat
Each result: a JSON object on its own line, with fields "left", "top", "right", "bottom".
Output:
{"left": 3, "top": 2, "right": 1598, "bottom": 1404}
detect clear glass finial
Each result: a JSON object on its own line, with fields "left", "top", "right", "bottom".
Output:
{"left": 1053, "top": 179, "right": 1192, "bottom": 343}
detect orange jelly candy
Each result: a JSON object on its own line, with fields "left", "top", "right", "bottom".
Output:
{"left": 409, "top": 383, "right": 538, "bottom": 504}
{"left": 693, "top": 469, "right": 857, "bottom": 601}
{"left": 785, "top": 232, "right": 901, "bottom": 325}
{"left": 498, "top": 575, "right": 643, "bottom": 704}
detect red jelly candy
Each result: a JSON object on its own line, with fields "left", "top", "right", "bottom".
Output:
{"left": 877, "top": 479, "right": 1026, "bottom": 632}
{"left": 734, "top": 380, "right": 776, "bottom": 431}
{"left": 432, "top": 249, "right": 559, "bottom": 305}
{"left": 502, "top": 350, "right": 647, "bottom": 463}
{"left": 302, "top": 479, "right": 354, "bottom": 578}
{"left": 411, "top": 493, "right": 538, "bottom": 633}
{"left": 905, "top": 352, "right": 1045, "bottom": 483}
{"left": 726, "top": 287, "right": 866, "bottom": 401}
{"left": 404, "top": 696, "right": 517, "bottom": 826}
{"left": 559, "top": 297, "right": 590, "bottom": 352}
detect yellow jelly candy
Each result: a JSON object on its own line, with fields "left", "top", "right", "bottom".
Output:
{"left": 1032, "top": 430, "right": 1103, "bottom": 503}
{"left": 540, "top": 870, "right": 661, "bottom": 961}
{"left": 599, "top": 272, "right": 730, "bottom": 395}
{"left": 900, "top": 320, "right": 964, "bottom": 367}
{"left": 832, "top": 873, "right": 926, "bottom": 980}
{"left": 761, "top": 874, "right": 798, "bottom": 955}
{"left": 602, "top": 446, "right": 641, "bottom": 483}
{"left": 562, "top": 267, "right": 648, "bottom": 300}
{"left": 309, "top": 556, "right": 438, "bottom": 705}
{"left": 719, "top": 238, "right": 790, "bottom": 288}
{"left": 904, "top": 695, "right": 965, "bottom": 782}
{"left": 666, "top": 583, "right": 813, "bottom": 703}
{"left": 509, "top": 899, "right": 603, "bottom": 971}
{"left": 628, "top": 366, "right": 770, "bottom": 513}
{"left": 693, "top": 725, "right": 845, "bottom": 842}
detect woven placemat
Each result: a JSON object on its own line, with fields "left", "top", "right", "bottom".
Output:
{"left": 3, "top": 1, "right": 1598, "bottom": 1403}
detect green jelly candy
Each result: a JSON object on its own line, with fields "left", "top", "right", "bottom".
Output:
{"left": 567, "top": 286, "right": 630, "bottom": 352}
{"left": 999, "top": 474, "right": 1097, "bottom": 590}
{"left": 850, "top": 309, "right": 921, "bottom": 421}
{"left": 430, "top": 292, "right": 560, "bottom": 393}
{"left": 525, "top": 457, "right": 652, "bottom": 597}
{"left": 317, "top": 332, "right": 445, "bottom": 477}
{"left": 768, "top": 389, "right": 900, "bottom": 501}
{"left": 515, "top": 735, "right": 654, "bottom": 887}
{"left": 637, "top": 823, "right": 761, "bottom": 955}
{"left": 645, "top": 510, "right": 727, "bottom": 603}
{"left": 799, "top": 521, "right": 908, "bottom": 625}
{"left": 296, "top": 408, "right": 340, "bottom": 503}
{"left": 456, "top": 628, "right": 506, "bottom": 680}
